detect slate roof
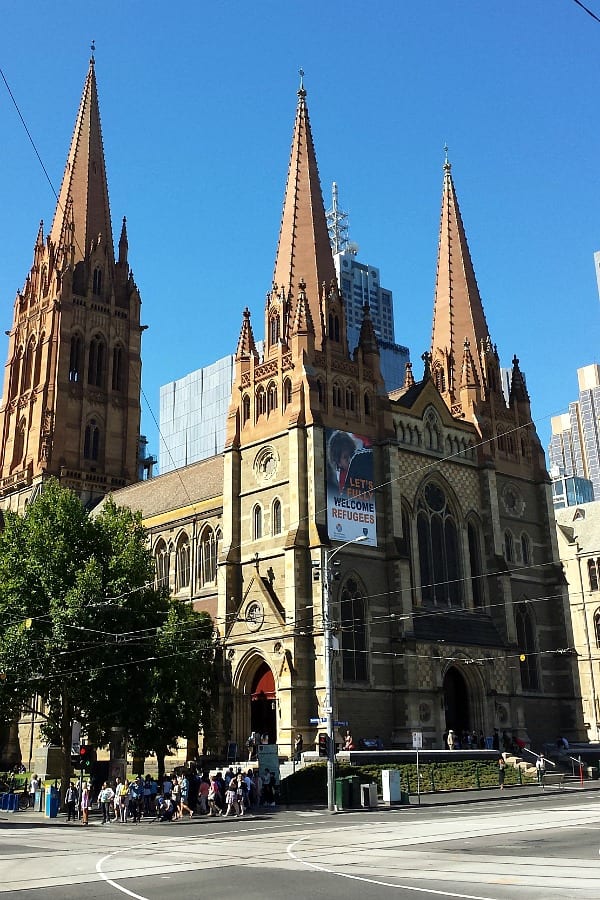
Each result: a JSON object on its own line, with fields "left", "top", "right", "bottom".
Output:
{"left": 555, "top": 500, "right": 600, "bottom": 552}
{"left": 96, "top": 454, "right": 224, "bottom": 519}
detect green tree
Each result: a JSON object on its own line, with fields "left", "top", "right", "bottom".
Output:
{"left": 0, "top": 479, "right": 214, "bottom": 797}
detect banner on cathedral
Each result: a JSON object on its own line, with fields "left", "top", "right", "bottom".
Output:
{"left": 325, "top": 429, "right": 378, "bottom": 547}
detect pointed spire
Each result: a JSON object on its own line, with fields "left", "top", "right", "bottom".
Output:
{"left": 460, "top": 338, "right": 480, "bottom": 389}
{"left": 49, "top": 55, "right": 114, "bottom": 267}
{"left": 509, "top": 355, "right": 529, "bottom": 404}
{"left": 403, "top": 361, "right": 415, "bottom": 389}
{"left": 118, "top": 216, "right": 128, "bottom": 265}
{"left": 422, "top": 351, "right": 432, "bottom": 381}
{"left": 271, "top": 76, "right": 336, "bottom": 349}
{"left": 235, "top": 308, "right": 258, "bottom": 360}
{"left": 357, "top": 303, "right": 379, "bottom": 355}
{"left": 430, "top": 152, "right": 491, "bottom": 399}
{"left": 291, "top": 279, "right": 315, "bottom": 335}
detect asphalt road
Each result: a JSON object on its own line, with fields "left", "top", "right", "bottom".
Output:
{"left": 1, "top": 790, "right": 600, "bottom": 899}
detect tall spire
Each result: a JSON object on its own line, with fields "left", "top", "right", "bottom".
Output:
{"left": 49, "top": 52, "right": 114, "bottom": 266}
{"left": 271, "top": 74, "right": 336, "bottom": 349}
{"left": 430, "top": 152, "right": 491, "bottom": 404}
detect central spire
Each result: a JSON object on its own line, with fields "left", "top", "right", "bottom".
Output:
{"left": 430, "top": 154, "right": 491, "bottom": 404}
{"left": 271, "top": 76, "right": 336, "bottom": 349}
{"left": 49, "top": 54, "right": 114, "bottom": 266}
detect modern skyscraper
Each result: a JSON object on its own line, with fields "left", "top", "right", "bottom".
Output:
{"left": 326, "top": 183, "right": 409, "bottom": 390}
{"left": 548, "top": 364, "right": 600, "bottom": 507}
{"left": 0, "top": 52, "right": 143, "bottom": 511}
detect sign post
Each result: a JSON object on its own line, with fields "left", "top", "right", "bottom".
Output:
{"left": 412, "top": 730, "right": 423, "bottom": 805}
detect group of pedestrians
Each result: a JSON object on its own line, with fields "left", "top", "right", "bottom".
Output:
{"left": 63, "top": 765, "right": 276, "bottom": 825}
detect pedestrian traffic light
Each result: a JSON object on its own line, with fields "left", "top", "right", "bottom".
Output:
{"left": 318, "top": 733, "right": 331, "bottom": 759}
{"left": 79, "top": 745, "right": 93, "bottom": 770}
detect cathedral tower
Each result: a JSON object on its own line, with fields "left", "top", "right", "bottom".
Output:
{"left": 0, "top": 53, "right": 143, "bottom": 509}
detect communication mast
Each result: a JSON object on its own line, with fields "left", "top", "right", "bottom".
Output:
{"left": 326, "top": 182, "right": 350, "bottom": 254}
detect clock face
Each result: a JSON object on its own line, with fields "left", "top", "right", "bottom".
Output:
{"left": 245, "top": 601, "right": 264, "bottom": 631}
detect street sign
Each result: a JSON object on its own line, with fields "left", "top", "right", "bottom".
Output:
{"left": 309, "top": 717, "right": 327, "bottom": 724}
{"left": 412, "top": 730, "right": 423, "bottom": 749}
{"left": 334, "top": 720, "right": 349, "bottom": 727}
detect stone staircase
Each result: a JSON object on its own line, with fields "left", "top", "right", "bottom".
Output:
{"left": 503, "top": 751, "right": 537, "bottom": 778}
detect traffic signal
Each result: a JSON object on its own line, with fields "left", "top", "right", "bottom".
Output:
{"left": 79, "top": 745, "right": 93, "bottom": 770}
{"left": 318, "top": 733, "right": 331, "bottom": 759}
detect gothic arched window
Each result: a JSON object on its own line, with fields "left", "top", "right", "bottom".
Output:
{"left": 467, "top": 520, "right": 484, "bottom": 608}
{"left": 112, "top": 345, "right": 125, "bottom": 392}
{"left": 283, "top": 378, "right": 292, "bottom": 409}
{"left": 92, "top": 267, "right": 103, "bottom": 296}
{"left": 155, "top": 540, "right": 170, "bottom": 590}
{"left": 364, "top": 392, "right": 371, "bottom": 417}
{"left": 416, "top": 481, "right": 461, "bottom": 606}
{"left": 515, "top": 603, "right": 539, "bottom": 690}
{"left": 345, "top": 388, "right": 355, "bottom": 412}
{"left": 88, "top": 334, "right": 106, "bottom": 388}
{"left": 588, "top": 559, "right": 599, "bottom": 592}
{"left": 272, "top": 498, "right": 282, "bottom": 536}
{"left": 328, "top": 312, "right": 340, "bottom": 342}
{"left": 198, "top": 527, "right": 219, "bottom": 586}
{"left": 270, "top": 314, "right": 280, "bottom": 347}
{"left": 84, "top": 419, "right": 101, "bottom": 461}
{"left": 33, "top": 333, "right": 44, "bottom": 387}
{"left": 253, "top": 504, "right": 262, "bottom": 540}
{"left": 340, "top": 577, "right": 368, "bottom": 681}
{"left": 11, "top": 417, "right": 26, "bottom": 471}
{"left": 317, "top": 380, "right": 323, "bottom": 404}
{"left": 595, "top": 609, "right": 600, "bottom": 648}
{"left": 521, "top": 533, "right": 532, "bottom": 566}
{"left": 175, "top": 534, "right": 191, "bottom": 591}
{"left": 10, "top": 349, "right": 22, "bottom": 401}
{"left": 267, "top": 382, "right": 277, "bottom": 414}
{"left": 21, "top": 337, "right": 35, "bottom": 393}
{"left": 69, "top": 335, "right": 83, "bottom": 383}
{"left": 504, "top": 530, "right": 515, "bottom": 563}
{"left": 256, "top": 386, "right": 266, "bottom": 418}
{"left": 332, "top": 383, "right": 342, "bottom": 408}
{"left": 242, "top": 393, "right": 251, "bottom": 424}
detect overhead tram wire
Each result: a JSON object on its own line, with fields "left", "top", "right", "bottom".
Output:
{"left": 572, "top": 0, "right": 600, "bottom": 25}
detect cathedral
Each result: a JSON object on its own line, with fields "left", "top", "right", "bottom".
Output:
{"left": 4, "top": 58, "right": 585, "bottom": 764}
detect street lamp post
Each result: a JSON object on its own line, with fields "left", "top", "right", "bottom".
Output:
{"left": 322, "top": 534, "right": 368, "bottom": 812}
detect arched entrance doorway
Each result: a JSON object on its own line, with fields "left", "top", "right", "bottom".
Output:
{"left": 443, "top": 666, "right": 470, "bottom": 735}
{"left": 250, "top": 661, "right": 277, "bottom": 744}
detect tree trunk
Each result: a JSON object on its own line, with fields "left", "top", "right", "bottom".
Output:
{"left": 59, "top": 693, "right": 72, "bottom": 810}
{"left": 156, "top": 748, "right": 166, "bottom": 783}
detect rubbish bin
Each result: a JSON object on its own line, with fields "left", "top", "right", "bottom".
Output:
{"left": 7, "top": 793, "right": 18, "bottom": 812}
{"left": 368, "top": 783, "right": 378, "bottom": 807}
{"left": 587, "top": 767, "right": 598, "bottom": 780}
{"left": 335, "top": 778, "right": 350, "bottom": 810}
{"left": 0, "top": 793, "right": 8, "bottom": 811}
{"left": 45, "top": 787, "right": 59, "bottom": 818}
{"left": 400, "top": 790, "right": 410, "bottom": 805}
{"left": 360, "top": 784, "right": 371, "bottom": 808}
{"left": 347, "top": 775, "right": 361, "bottom": 809}
{"left": 34, "top": 788, "right": 43, "bottom": 812}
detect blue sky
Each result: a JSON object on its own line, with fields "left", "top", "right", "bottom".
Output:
{"left": 1, "top": 0, "right": 599, "bottom": 465}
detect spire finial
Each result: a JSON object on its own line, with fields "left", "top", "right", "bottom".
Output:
{"left": 298, "top": 67, "right": 306, "bottom": 97}
{"left": 90, "top": 40, "right": 96, "bottom": 64}
{"left": 443, "top": 143, "right": 451, "bottom": 172}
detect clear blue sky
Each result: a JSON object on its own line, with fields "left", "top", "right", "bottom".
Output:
{"left": 1, "top": 0, "right": 599, "bottom": 466}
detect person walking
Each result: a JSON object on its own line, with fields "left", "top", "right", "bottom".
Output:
{"left": 294, "top": 733, "right": 303, "bottom": 762}
{"left": 80, "top": 781, "right": 91, "bottom": 826}
{"left": 446, "top": 729, "right": 456, "bottom": 751}
{"left": 99, "top": 783, "right": 114, "bottom": 825}
{"left": 536, "top": 753, "right": 546, "bottom": 784}
{"left": 120, "top": 780, "right": 130, "bottom": 823}
{"left": 498, "top": 757, "right": 506, "bottom": 790}
{"left": 66, "top": 782, "right": 78, "bottom": 821}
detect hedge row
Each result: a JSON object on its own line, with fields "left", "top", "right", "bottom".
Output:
{"left": 279, "top": 760, "right": 536, "bottom": 805}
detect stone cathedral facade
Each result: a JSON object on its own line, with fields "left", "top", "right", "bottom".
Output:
{"left": 2, "top": 60, "right": 584, "bottom": 764}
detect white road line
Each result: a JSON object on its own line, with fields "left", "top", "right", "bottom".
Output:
{"left": 286, "top": 836, "right": 500, "bottom": 900}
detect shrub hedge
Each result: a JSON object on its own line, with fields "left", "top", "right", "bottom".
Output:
{"left": 278, "top": 760, "right": 535, "bottom": 805}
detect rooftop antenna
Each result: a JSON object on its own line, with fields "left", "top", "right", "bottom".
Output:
{"left": 326, "top": 182, "right": 349, "bottom": 254}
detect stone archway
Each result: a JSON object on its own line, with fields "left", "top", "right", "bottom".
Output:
{"left": 250, "top": 661, "right": 277, "bottom": 745}
{"left": 233, "top": 654, "right": 278, "bottom": 752}
{"left": 443, "top": 666, "right": 470, "bottom": 735}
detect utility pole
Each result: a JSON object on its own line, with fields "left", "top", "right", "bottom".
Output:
{"left": 322, "top": 534, "right": 367, "bottom": 812}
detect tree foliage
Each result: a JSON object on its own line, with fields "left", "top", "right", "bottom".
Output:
{"left": 0, "top": 479, "right": 214, "bottom": 787}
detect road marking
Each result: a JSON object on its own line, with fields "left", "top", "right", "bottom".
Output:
{"left": 286, "top": 836, "right": 500, "bottom": 900}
